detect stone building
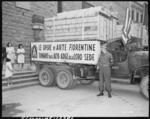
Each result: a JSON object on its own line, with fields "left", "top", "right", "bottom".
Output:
{"left": 82, "top": 1, "right": 144, "bottom": 24}
{"left": 2, "top": 1, "right": 144, "bottom": 64}
{"left": 2, "top": 1, "right": 81, "bottom": 63}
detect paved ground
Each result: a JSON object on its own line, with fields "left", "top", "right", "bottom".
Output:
{"left": 2, "top": 79, "right": 149, "bottom": 117}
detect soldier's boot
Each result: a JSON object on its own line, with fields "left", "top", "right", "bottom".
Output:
{"left": 108, "top": 91, "right": 112, "bottom": 98}
{"left": 97, "top": 91, "right": 104, "bottom": 96}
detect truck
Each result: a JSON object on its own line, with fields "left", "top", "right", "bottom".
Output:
{"left": 31, "top": 6, "right": 149, "bottom": 100}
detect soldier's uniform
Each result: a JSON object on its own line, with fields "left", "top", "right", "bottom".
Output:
{"left": 97, "top": 44, "right": 113, "bottom": 98}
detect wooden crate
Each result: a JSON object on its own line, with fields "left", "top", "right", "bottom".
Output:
{"left": 44, "top": 6, "right": 118, "bottom": 41}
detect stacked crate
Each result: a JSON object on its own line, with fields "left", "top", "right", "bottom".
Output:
{"left": 114, "top": 25, "right": 123, "bottom": 38}
{"left": 130, "top": 23, "right": 142, "bottom": 39}
{"left": 44, "top": 6, "right": 118, "bottom": 41}
{"left": 114, "top": 23, "right": 143, "bottom": 39}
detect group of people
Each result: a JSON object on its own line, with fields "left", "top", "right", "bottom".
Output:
{"left": 2, "top": 42, "right": 25, "bottom": 87}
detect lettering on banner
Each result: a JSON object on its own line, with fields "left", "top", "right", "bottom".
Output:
{"left": 39, "top": 53, "right": 49, "bottom": 58}
{"left": 33, "top": 42, "right": 98, "bottom": 63}
{"left": 43, "top": 44, "right": 52, "bottom": 50}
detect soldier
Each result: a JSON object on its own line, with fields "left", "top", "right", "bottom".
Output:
{"left": 97, "top": 43, "right": 114, "bottom": 98}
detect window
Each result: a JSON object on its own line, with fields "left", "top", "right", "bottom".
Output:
{"left": 16, "top": 2, "right": 30, "bottom": 10}
{"left": 82, "top": 1, "right": 94, "bottom": 9}
{"left": 108, "top": 41, "right": 127, "bottom": 62}
{"left": 132, "top": 10, "right": 134, "bottom": 20}
{"left": 58, "top": 1, "right": 62, "bottom": 13}
{"left": 137, "top": 12, "right": 139, "bottom": 22}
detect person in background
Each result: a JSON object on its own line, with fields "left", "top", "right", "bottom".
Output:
{"left": 17, "top": 44, "right": 25, "bottom": 70}
{"left": 6, "top": 42, "right": 16, "bottom": 69}
{"left": 97, "top": 43, "right": 114, "bottom": 98}
{"left": 5, "top": 58, "right": 14, "bottom": 87}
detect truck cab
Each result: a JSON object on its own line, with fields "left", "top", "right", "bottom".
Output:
{"left": 103, "top": 37, "right": 149, "bottom": 99}
{"left": 106, "top": 37, "right": 149, "bottom": 83}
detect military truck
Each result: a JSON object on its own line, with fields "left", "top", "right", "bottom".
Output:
{"left": 31, "top": 6, "right": 149, "bottom": 100}
{"left": 31, "top": 6, "right": 118, "bottom": 89}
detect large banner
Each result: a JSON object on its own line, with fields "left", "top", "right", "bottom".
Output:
{"left": 31, "top": 41, "right": 101, "bottom": 65}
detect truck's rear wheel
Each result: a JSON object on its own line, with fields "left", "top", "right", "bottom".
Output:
{"left": 39, "top": 67, "right": 54, "bottom": 87}
{"left": 140, "top": 75, "right": 149, "bottom": 100}
{"left": 50, "top": 67, "right": 57, "bottom": 86}
{"left": 79, "top": 78, "right": 95, "bottom": 85}
{"left": 70, "top": 79, "right": 77, "bottom": 89}
{"left": 56, "top": 69, "right": 73, "bottom": 89}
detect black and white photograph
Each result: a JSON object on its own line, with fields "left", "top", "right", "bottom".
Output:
{"left": 2, "top": 1, "right": 149, "bottom": 117}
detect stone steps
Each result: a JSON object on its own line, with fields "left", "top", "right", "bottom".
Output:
{"left": 2, "top": 77, "right": 39, "bottom": 86}
{"left": 2, "top": 69, "right": 39, "bottom": 91}
{"left": 2, "top": 70, "right": 37, "bottom": 78}
{"left": 2, "top": 81, "right": 40, "bottom": 92}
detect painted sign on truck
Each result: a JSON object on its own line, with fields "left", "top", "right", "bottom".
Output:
{"left": 31, "top": 40, "right": 101, "bottom": 65}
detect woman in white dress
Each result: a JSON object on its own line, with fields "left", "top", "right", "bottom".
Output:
{"left": 6, "top": 42, "right": 16, "bottom": 69}
{"left": 17, "top": 44, "right": 25, "bottom": 70}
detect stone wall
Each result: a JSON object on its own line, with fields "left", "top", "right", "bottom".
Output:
{"left": 2, "top": 1, "right": 82, "bottom": 63}
{"left": 2, "top": 1, "right": 57, "bottom": 63}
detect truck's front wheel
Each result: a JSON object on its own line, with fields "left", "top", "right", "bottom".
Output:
{"left": 140, "top": 75, "right": 149, "bottom": 100}
{"left": 79, "top": 78, "right": 95, "bottom": 85}
{"left": 39, "top": 67, "right": 54, "bottom": 87}
{"left": 56, "top": 69, "right": 74, "bottom": 89}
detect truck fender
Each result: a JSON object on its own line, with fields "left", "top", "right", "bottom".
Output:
{"left": 131, "top": 65, "right": 149, "bottom": 84}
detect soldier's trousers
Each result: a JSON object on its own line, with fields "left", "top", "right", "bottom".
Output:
{"left": 99, "top": 65, "right": 111, "bottom": 92}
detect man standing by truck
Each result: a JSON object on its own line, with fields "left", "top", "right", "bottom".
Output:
{"left": 97, "top": 44, "right": 114, "bottom": 98}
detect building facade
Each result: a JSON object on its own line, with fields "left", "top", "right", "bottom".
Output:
{"left": 2, "top": 1, "right": 144, "bottom": 63}
{"left": 83, "top": 1, "right": 144, "bottom": 24}
{"left": 2, "top": 2, "right": 56, "bottom": 62}
{"left": 2, "top": 1, "right": 82, "bottom": 63}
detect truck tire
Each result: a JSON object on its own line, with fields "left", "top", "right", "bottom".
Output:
{"left": 39, "top": 67, "right": 54, "bottom": 87}
{"left": 69, "top": 79, "right": 77, "bottom": 89}
{"left": 140, "top": 75, "right": 149, "bottom": 100}
{"left": 79, "top": 78, "right": 95, "bottom": 85}
{"left": 56, "top": 69, "right": 73, "bottom": 89}
{"left": 50, "top": 67, "right": 57, "bottom": 86}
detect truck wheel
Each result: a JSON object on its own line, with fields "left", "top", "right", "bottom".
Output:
{"left": 39, "top": 67, "right": 54, "bottom": 87}
{"left": 56, "top": 69, "right": 73, "bottom": 89}
{"left": 79, "top": 78, "right": 95, "bottom": 85}
{"left": 140, "top": 75, "right": 149, "bottom": 100}
{"left": 50, "top": 67, "right": 57, "bottom": 86}
{"left": 70, "top": 79, "right": 77, "bottom": 89}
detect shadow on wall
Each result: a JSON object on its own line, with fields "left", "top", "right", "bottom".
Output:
{"left": 2, "top": 103, "right": 23, "bottom": 117}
